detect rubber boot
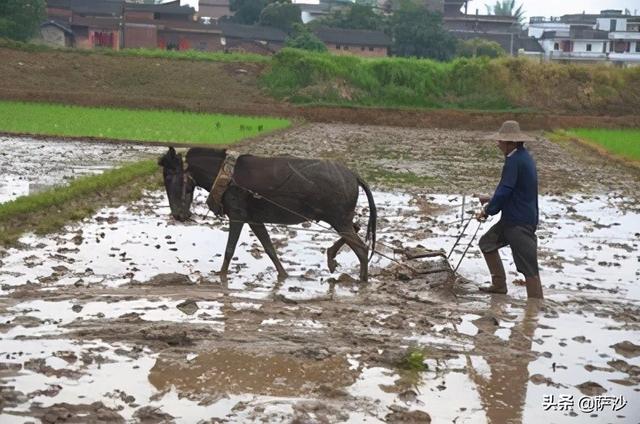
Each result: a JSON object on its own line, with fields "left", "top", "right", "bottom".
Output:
{"left": 479, "top": 250, "right": 507, "bottom": 294}
{"left": 525, "top": 275, "right": 544, "bottom": 299}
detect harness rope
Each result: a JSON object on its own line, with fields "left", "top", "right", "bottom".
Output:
{"left": 185, "top": 156, "right": 480, "bottom": 276}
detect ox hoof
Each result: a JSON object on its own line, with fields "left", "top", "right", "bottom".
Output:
{"left": 216, "top": 270, "right": 229, "bottom": 283}
{"left": 277, "top": 271, "right": 289, "bottom": 281}
{"left": 327, "top": 258, "right": 338, "bottom": 273}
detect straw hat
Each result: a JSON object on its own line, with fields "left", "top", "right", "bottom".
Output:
{"left": 491, "top": 120, "right": 535, "bottom": 143}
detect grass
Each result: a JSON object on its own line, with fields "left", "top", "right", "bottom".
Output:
{"left": 0, "top": 160, "right": 160, "bottom": 245}
{"left": 262, "top": 48, "right": 640, "bottom": 113}
{"left": 567, "top": 129, "right": 640, "bottom": 162}
{"left": 0, "top": 38, "right": 270, "bottom": 63}
{"left": 0, "top": 101, "right": 291, "bottom": 144}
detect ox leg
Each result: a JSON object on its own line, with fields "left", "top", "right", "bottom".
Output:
{"left": 338, "top": 227, "right": 369, "bottom": 283}
{"left": 327, "top": 238, "right": 346, "bottom": 272}
{"left": 327, "top": 223, "right": 360, "bottom": 273}
{"left": 249, "top": 223, "right": 288, "bottom": 280}
{"left": 219, "top": 221, "right": 244, "bottom": 280}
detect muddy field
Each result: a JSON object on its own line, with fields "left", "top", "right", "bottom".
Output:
{"left": 0, "top": 136, "right": 163, "bottom": 203}
{"left": 1, "top": 125, "right": 639, "bottom": 423}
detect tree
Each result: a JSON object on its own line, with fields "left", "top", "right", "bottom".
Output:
{"left": 485, "top": 0, "right": 525, "bottom": 25}
{"left": 456, "top": 38, "right": 505, "bottom": 58}
{"left": 230, "top": 0, "right": 267, "bottom": 25}
{"left": 0, "top": 0, "right": 46, "bottom": 42}
{"left": 285, "top": 24, "right": 327, "bottom": 52}
{"left": 315, "top": 3, "right": 385, "bottom": 31}
{"left": 389, "top": 0, "right": 457, "bottom": 60}
{"left": 259, "top": 1, "right": 302, "bottom": 34}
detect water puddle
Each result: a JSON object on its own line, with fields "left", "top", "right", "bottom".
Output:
{"left": 0, "top": 136, "right": 163, "bottom": 203}
{"left": 0, "top": 189, "right": 638, "bottom": 422}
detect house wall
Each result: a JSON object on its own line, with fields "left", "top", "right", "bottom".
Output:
{"left": 198, "top": 1, "right": 232, "bottom": 20}
{"left": 124, "top": 24, "right": 157, "bottom": 49}
{"left": 47, "top": 7, "right": 72, "bottom": 20}
{"left": 328, "top": 44, "right": 387, "bottom": 57}
{"left": 40, "top": 26, "right": 69, "bottom": 47}
{"left": 527, "top": 22, "right": 569, "bottom": 38}
{"left": 124, "top": 11, "right": 154, "bottom": 21}
{"left": 539, "top": 38, "right": 550, "bottom": 55}
{"left": 156, "top": 13, "right": 191, "bottom": 22}
{"left": 158, "top": 30, "right": 222, "bottom": 52}
{"left": 612, "top": 40, "right": 631, "bottom": 53}
{"left": 79, "top": 29, "right": 120, "bottom": 50}
{"left": 596, "top": 17, "right": 627, "bottom": 31}
{"left": 573, "top": 40, "right": 607, "bottom": 52}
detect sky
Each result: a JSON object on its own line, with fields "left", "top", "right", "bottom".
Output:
{"left": 181, "top": 0, "right": 640, "bottom": 19}
{"left": 466, "top": 1, "right": 639, "bottom": 20}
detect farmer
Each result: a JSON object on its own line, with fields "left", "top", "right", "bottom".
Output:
{"left": 474, "top": 121, "right": 543, "bottom": 299}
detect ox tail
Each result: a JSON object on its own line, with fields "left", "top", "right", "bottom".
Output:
{"left": 357, "top": 176, "right": 377, "bottom": 262}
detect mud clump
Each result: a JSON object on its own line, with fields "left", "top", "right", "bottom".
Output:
{"left": 385, "top": 407, "right": 432, "bottom": 423}
{"left": 133, "top": 405, "right": 174, "bottom": 423}
{"left": 176, "top": 299, "right": 199, "bottom": 316}
{"left": 30, "top": 401, "right": 124, "bottom": 424}
{"left": 142, "top": 273, "right": 193, "bottom": 287}
{"left": 0, "top": 385, "right": 28, "bottom": 409}
{"left": 576, "top": 381, "right": 607, "bottom": 396}
{"left": 139, "top": 325, "right": 193, "bottom": 347}
{"left": 611, "top": 341, "right": 640, "bottom": 358}
{"left": 291, "top": 400, "right": 349, "bottom": 423}
{"left": 23, "top": 358, "right": 83, "bottom": 379}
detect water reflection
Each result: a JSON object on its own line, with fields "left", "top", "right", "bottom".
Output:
{"left": 469, "top": 299, "right": 542, "bottom": 424}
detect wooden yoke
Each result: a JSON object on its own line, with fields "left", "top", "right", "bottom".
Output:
{"left": 206, "top": 151, "right": 238, "bottom": 216}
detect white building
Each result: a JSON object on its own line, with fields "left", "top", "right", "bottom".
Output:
{"left": 527, "top": 10, "right": 640, "bottom": 66}
{"left": 602, "top": 15, "right": 640, "bottom": 65}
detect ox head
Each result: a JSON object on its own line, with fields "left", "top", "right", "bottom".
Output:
{"left": 158, "top": 147, "right": 195, "bottom": 221}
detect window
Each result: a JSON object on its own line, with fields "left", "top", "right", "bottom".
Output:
{"left": 554, "top": 42, "right": 559, "bottom": 50}
{"left": 610, "top": 19, "right": 617, "bottom": 32}
{"left": 336, "top": 44, "right": 341, "bottom": 49}
{"left": 586, "top": 43, "right": 592, "bottom": 52}
{"left": 369, "top": 47, "right": 374, "bottom": 51}
{"left": 636, "top": 43, "right": 640, "bottom": 53}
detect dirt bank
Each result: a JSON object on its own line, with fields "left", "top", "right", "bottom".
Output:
{"left": 2, "top": 47, "right": 639, "bottom": 130}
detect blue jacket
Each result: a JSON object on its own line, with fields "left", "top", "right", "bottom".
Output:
{"left": 485, "top": 147, "right": 539, "bottom": 227}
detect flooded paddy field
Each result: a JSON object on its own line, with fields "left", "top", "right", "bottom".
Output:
{"left": 0, "top": 136, "right": 163, "bottom": 203}
{"left": 1, "top": 125, "right": 639, "bottom": 423}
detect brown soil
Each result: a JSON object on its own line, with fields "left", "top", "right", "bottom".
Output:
{"left": 2, "top": 47, "right": 639, "bottom": 130}
{"left": 238, "top": 123, "right": 640, "bottom": 196}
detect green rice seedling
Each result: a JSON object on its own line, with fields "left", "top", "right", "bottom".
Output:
{"left": 0, "top": 101, "right": 290, "bottom": 144}
{"left": 568, "top": 129, "right": 640, "bottom": 162}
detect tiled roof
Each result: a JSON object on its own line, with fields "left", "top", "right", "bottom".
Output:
{"left": 517, "top": 36, "right": 544, "bottom": 52}
{"left": 71, "top": 15, "right": 121, "bottom": 29}
{"left": 313, "top": 27, "right": 391, "bottom": 47}
{"left": 219, "top": 22, "right": 287, "bottom": 42}
{"left": 46, "top": 0, "right": 71, "bottom": 8}
{"left": 41, "top": 20, "right": 74, "bottom": 34}
{"left": 70, "top": 0, "right": 122, "bottom": 17}
{"left": 125, "top": 0, "right": 194, "bottom": 16}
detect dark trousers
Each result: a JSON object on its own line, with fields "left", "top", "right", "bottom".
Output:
{"left": 478, "top": 220, "right": 539, "bottom": 278}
